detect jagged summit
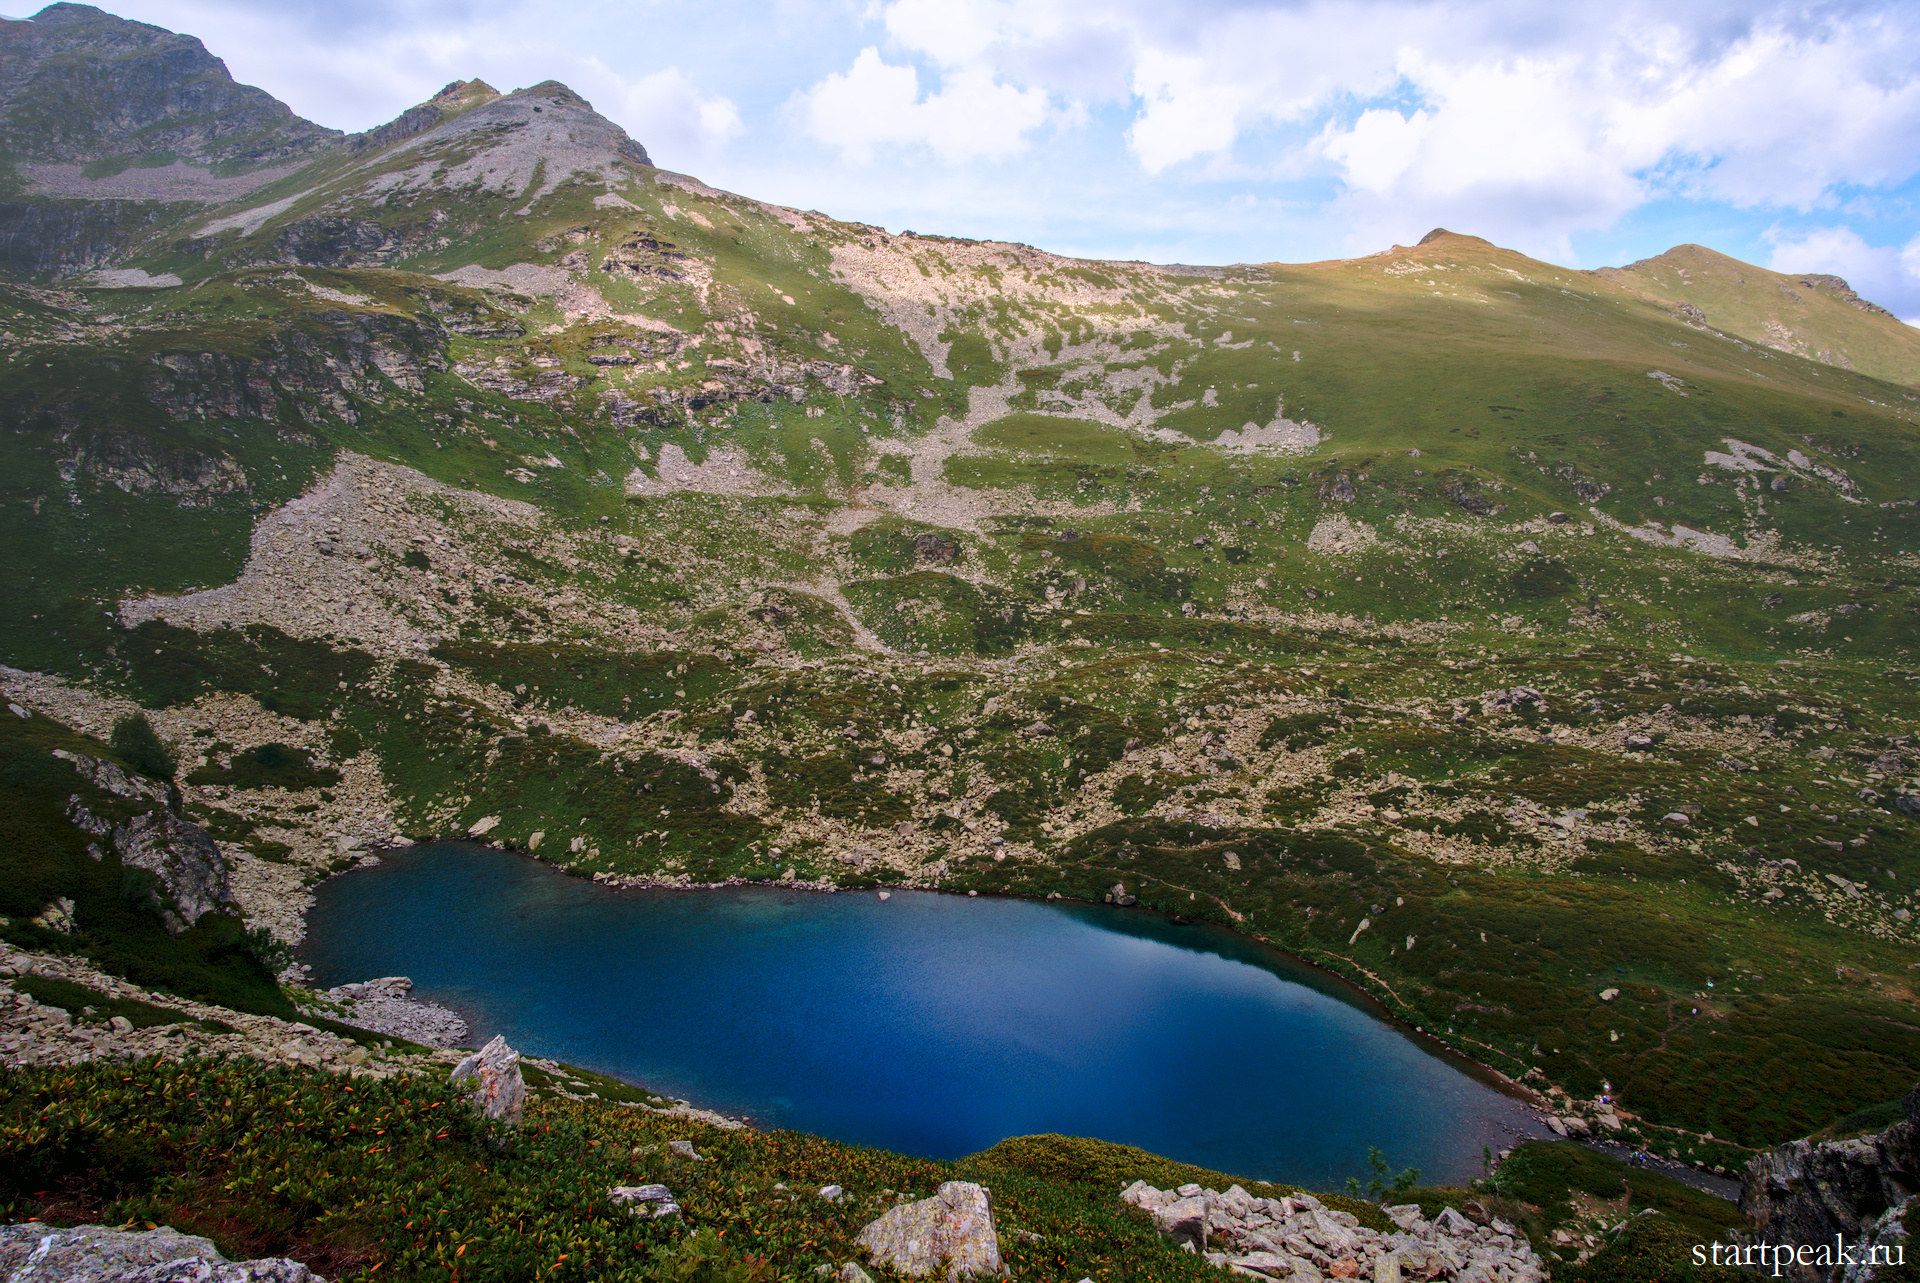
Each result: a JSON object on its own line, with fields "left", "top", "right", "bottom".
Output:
{"left": 344, "top": 78, "right": 500, "bottom": 156}
{"left": 0, "top": 2, "right": 340, "bottom": 165}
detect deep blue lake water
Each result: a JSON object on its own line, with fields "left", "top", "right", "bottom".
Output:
{"left": 301, "top": 842, "right": 1544, "bottom": 1187}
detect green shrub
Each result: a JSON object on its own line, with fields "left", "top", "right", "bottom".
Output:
{"left": 186, "top": 743, "right": 341, "bottom": 792}
{"left": 0, "top": 1059, "right": 1262, "bottom": 1282}
{"left": 110, "top": 713, "right": 175, "bottom": 780}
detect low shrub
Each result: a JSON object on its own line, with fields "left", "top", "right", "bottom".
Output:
{"left": 109, "top": 714, "right": 175, "bottom": 780}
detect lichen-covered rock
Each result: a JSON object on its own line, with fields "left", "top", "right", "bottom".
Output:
{"left": 114, "top": 809, "right": 233, "bottom": 932}
{"left": 450, "top": 1033, "right": 525, "bottom": 1124}
{"left": 0, "top": 1222, "right": 317, "bottom": 1282}
{"left": 856, "top": 1181, "right": 1007, "bottom": 1280}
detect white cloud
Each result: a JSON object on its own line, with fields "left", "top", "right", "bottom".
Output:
{"left": 1765, "top": 225, "right": 1920, "bottom": 324}
{"left": 605, "top": 64, "right": 744, "bottom": 167}
{"left": 791, "top": 45, "right": 1052, "bottom": 161}
{"left": 79, "top": 0, "right": 1920, "bottom": 273}
{"left": 792, "top": 0, "right": 1920, "bottom": 258}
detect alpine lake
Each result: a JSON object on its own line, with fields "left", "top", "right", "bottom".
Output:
{"left": 301, "top": 841, "right": 1546, "bottom": 1188}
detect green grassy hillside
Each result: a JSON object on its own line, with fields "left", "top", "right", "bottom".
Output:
{"left": 1599, "top": 241, "right": 1920, "bottom": 386}
{"left": 3, "top": 12, "right": 1920, "bottom": 1178}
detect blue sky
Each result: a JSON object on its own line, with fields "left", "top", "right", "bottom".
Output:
{"left": 62, "top": 0, "right": 1920, "bottom": 319}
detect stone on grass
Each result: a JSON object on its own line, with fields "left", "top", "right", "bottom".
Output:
{"left": 856, "top": 1181, "right": 1007, "bottom": 1280}
{"left": 1152, "top": 1195, "right": 1212, "bottom": 1248}
{"left": 610, "top": 1184, "right": 681, "bottom": 1218}
{"left": 449, "top": 1033, "right": 525, "bottom": 1124}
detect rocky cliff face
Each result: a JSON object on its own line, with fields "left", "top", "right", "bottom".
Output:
{"left": 0, "top": 197, "right": 186, "bottom": 274}
{"left": 54, "top": 747, "right": 234, "bottom": 932}
{"left": 0, "top": 2, "right": 339, "bottom": 165}
{"left": 1741, "top": 1085, "right": 1918, "bottom": 1280}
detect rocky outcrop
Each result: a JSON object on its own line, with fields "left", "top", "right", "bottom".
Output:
{"left": 60, "top": 428, "right": 250, "bottom": 504}
{"left": 0, "top": 941, "right": 437, "bottom": 1077}
{"left": 609, "top": 1184, "right": 681, "bottom": 1219}
{"left": 1797, "top": 274, "right": 1896, "bottom": 318}
{"left": 55, "top": 749, "right": 234, "bottom": 933}
{"left": 0, "top": 197, "right": 186, "bottom": 277}
{"left": 1739, "top": 1083, "right": 1918, "bottom": 1281}
{"left": 345, "top": 80, "right": 500, "bottom": 157}
{"left": 1443, "top": 479, "right": 1501, "bottom": 516}
{"left": 268, "top": 217, "right": 410, "bottom": 269}
{"left": 128, "top": 307, "right": 450, "bottom": 436}
{"left": 0, "top": 1221, "right": 316, "bottom": 1281}
{"left": 1121, "top": 1180, "right": 1547, "bottom": 1282}
{"left": 451, "top": 1033, "right": 525, "bottom": 1124}
{"left": 323, "top": 976, "right": 468, "bottom": 1048}
{"left": 114, "top": 809, "right": 232, "bottom": 932}
{"left": 140, "top": 351, "right": 283, "bottom": 422}
{"left": 855, "top": 1182, "right": 1006, "bottom": 1280}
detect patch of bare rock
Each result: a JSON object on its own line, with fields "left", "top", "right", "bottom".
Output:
{"left": 1123, "top": 1179, "right": 1547, "bottom": 1282}
{"left": 321, "top": 975, "right": 469, "bottom": 1047}
{"left": 0, "top": 945, "right": 432, "bottom": 1079}
{"left": 0, "top": 1222, "right": 318, "bottom": 1282}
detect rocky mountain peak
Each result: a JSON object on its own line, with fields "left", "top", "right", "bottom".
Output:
{"left": 344, "top": 77, "right": 502, "bottom": 156}
{"left": 0, "top": 2, "right": 340, "bottom": 165}
{"left": 434, "top": 77, "right": 499, "bottom": 105}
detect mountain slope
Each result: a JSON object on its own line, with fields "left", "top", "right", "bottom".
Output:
{"left": 1598, "top": 241, "right": 1920, "bottom": 387}
{"left": 0, "top": 2, "right": 339, "bottom": 171}
{"left": 3, "top": 4, "right": 1920, "bottom": 1181}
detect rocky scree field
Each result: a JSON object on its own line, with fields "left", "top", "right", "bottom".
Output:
{"left": 3, "top": 0, "right": 1920, "bottom": 1205}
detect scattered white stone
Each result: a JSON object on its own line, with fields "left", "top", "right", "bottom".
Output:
{"left": 610, "top": 1184, "right": 681, "bottom": 1218}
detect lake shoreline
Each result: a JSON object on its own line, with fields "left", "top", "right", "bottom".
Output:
{"left": 337, "top": 832, "right": 1552, "bottom": 1102}
{"left": 301, "top": 837, "right": 1569, "bottom": 1188}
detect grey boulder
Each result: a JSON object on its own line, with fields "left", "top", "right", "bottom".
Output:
{"left": 1152, "top": 1195, "right": 1213, "bottom": 1248}
{"left": 609, "top": 1184, "right": 681, "bottom": 1219}
{"left": 856, "top": 1181, "right": 1007, "bottom": 1280}
{"left": 0, "top": 1223, "right": 316, "bottom": 1282}
{"left": 56, "top": 749, "right": 233, "bottom": 933}
{"left": 449, "top": 1034, "right": 525, "bottom": 1124}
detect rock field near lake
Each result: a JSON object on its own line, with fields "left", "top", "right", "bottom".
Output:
{"left": 1123, "top": 1180, "right": 1547, "bottom": 1282}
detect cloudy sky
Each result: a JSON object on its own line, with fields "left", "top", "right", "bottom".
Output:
{"left": 62, "top": 0, "right": 1920, "bottom": 319}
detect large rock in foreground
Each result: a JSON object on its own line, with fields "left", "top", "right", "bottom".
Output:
{"left": 0, "top": 1222, "right": 316, "bottom": 1281}
{"left": 1739, "top": 1081, "right": 1918, "bottom": 1281}
{"left": 450, "top": 1033, "right": 525, "bottom": 1124}
{"left": 855, "top": 1181, "right": 1007, "bottom": 1280}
